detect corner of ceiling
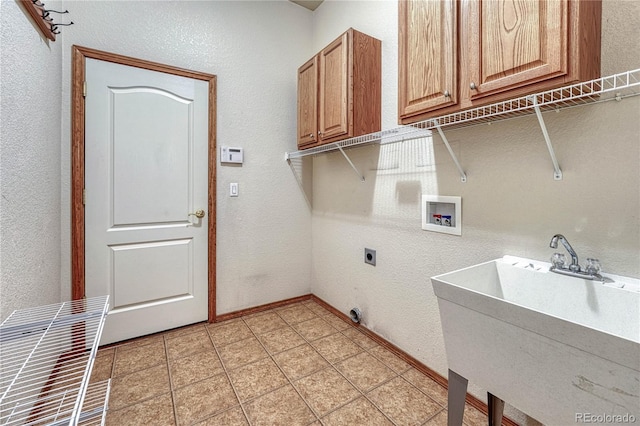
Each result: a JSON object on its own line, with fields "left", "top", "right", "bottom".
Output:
{"left": 289, "top": 0, "right": 324, "bottom": 12}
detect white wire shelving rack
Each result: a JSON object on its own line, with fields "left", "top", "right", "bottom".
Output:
{"left": 285, "top": 68, "right": 640, "bottom": 182}
{"left": 0, "top": 296, "right": 110, "bottom": 426}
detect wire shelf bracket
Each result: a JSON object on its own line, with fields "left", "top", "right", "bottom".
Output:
{"left": 285, "top": 69, "right": 640, "bottom": 182}
{"left": 434, "top": 121, "right": 467, "bottom": 183}
{"left": 531, "top": 96, "right": 563, "bottom": 180}
{"left": 337, "top": 145, "right": 365, "bottom": 182}
{"left": 285, "top": 155, "right": 312, "bottom": 208}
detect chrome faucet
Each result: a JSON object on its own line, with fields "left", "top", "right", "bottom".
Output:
{"left": 549, "top": 234, "right": 580, "bottom": 271}
{"left": 549, "top": 234, "right": 603, "bottom": 281}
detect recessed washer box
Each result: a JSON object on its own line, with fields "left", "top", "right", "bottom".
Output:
{"left": 422, "top": 195, "right": 461, "bottom": 236}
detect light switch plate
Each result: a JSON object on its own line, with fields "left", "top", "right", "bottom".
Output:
{"left": 230, "top": 182, "right": 239, "bottom": 197}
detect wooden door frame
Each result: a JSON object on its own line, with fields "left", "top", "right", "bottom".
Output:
{"left": 71, "top": 45, "right": 217, "bottom": 322}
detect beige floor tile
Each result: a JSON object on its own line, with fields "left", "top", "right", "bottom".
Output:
{"left": 217, "top": 336, "right": 268, "bottom": 369}
{"left": 320, "top": 312, "right": 351, "bottom": 331}
{"left": 90, "top": 350, "right": 114, "bottom": 383}
{"left": 195, "top": 407, "right": 249, "bottom": 425}
{"left": 164, "top": 323, "right": 206, "bottom": 339}
{"left": 101, "top": 301, "right": 496, "bottom": 426}
{"left": 425, "top": 409, "right": 448, "bottom": 425}
{"left": 257, "top": 325, "right": 306, "bottom": 354}
{"left": 463, "top": 403, "right": 489, "bottom": 426}
{"left": 173, "top": 373, "right": 238, "bottom": 425}
{"left": 206, "top": 319, "right": 254, "bottom": 347}
{"left": 304, "top": 301, "right": 331, "bottom": 316}
{"left": 311, "top": 332, "right": 363, "bottom": 363}
{"left": 113, "top": 339, "right": 166, "bottom": 377}
{"left": 341, "top": 328, "right": 377, "bottom": 350}
{"left": 244, "top": 384, "right": 316, "bottom": 426}
{"left": 114, "top": 333, "right": 164, "bottom": 351}
{"left": 294, "top": 367, "right": 360, "bottom": 416}
{"left": 228, "top": 357, "right": 288, "bottom": 401}
{"left": 367, "top": 376, "right": 441, "bottom": 425}
{"left": 292, "top": 317, "right": 338, "bottom": 341}
{"left": 273, "top": 344, "right": 329, "bottom": 380}
{"left": 368, "top": 345, "right": 411, "bottom": 373}
{"left": 169, "top": 349, "right": 224, "bottom": 389}
{"left": 165, "top": 329, "right": 214, "bottom": 361}
{"left": 97, "top": 347, "right": 116, "bottom": 358}
{"left": 109, "top": 364, "right": 170, "bottom": 410}
{"left": 321, "top": 397, "right": 393, "bottom": 426}
{"left": 243, "top": 312, "right": 288, "bottom": 334}
{"left": 335, "top": 352, "right": 395, "bottom": 392}
{"left": 106, "top": 393, "right": 175, "bottom": 426}
{"left": 402, "top": 368, "right": 447, "bottom": 406}
{"left": 277, "top": 304, "right": 317, "bottom": 324}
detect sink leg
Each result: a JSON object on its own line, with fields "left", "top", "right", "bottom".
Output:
{"left": 448, "top": 369, "right": 468, "bottom": 426}
{"left": 488, "top": 392, "right": 505, "bottom": 426}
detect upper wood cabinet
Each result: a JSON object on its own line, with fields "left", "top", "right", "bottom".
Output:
{"left": 297, "top": 28, "right": 381, "bottom": 149}
{"left": 297, "top": 56, "right": 318, "bottom": 148}
{"left": 398, "top": 0, "right": 457, "bottom": 119}
{"left": 399, "top": 0, "right": 602, "bottom": 124}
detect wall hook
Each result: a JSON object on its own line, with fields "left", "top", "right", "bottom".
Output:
{"left": 51, "top": 22, "right": 74, "bottom": 34}
{"left": 43, "top": 9, "right": 69, "bottom": 19}
{"left": 21, "top": 0, "right": 73, "bottom": 41}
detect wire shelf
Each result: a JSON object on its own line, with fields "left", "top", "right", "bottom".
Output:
{"left": 0, "top": 296, "right": 110, "bottom": 426}
{"left": 286, "top": 68, "right": 640, "bottom": 160}
{"left": 76, "top": 380, "right": 110, "bottom": 426}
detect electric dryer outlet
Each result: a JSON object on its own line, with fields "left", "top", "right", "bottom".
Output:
{"left": 364, "top": 248, "right": 376, "bottom": 266}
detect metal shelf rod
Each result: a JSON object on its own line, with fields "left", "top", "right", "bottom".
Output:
{"left": 532, "top": 96, "right": 563, "bottom": 180}
{"left": 337, "top": 145, "right": 365, "bottom": 182}
{"left": 435, "top": 122, "right": 467, "bottom": 183}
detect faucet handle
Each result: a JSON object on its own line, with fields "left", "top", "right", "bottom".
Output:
{"left": 585, "top": 258, "right": 601, "bottom": 275}
{"left": 551, "top": 253, "right": 566, "bottom": 269}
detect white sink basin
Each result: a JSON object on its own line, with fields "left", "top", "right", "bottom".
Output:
{"left": 432, "top": 255, "right": 640, "bottom": 424}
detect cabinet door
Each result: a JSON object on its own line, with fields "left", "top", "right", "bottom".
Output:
{"left": 297, "top": 56, "right": 318, "bottom": 148}
{"left": 398, "top": 0, "right": 457, "bottom": 121}
{"left": 319, "top": 32, "right": 349, "bottom": 142}
{"left": 463, "top": 0, "right": 568, "bottom": 102}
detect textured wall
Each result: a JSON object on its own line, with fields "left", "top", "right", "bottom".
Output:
{"left": 0, "top": 1, "right": 63, "bottom": 320}
{"left": 310, "top": 1, "right": 640, "bottom": 424}
{"left": 58, "top": 1, "right": 314, "bottom": 314}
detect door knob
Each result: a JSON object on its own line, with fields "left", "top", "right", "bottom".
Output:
{"left": 189, "top": 209, "right": 205, "bottom": 219}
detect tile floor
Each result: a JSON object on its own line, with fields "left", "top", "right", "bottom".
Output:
{"left": 91, "top": 299, "right": 489, "bottom": 426}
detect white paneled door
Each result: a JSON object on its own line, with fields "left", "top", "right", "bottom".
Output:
{"left": 84, "top": 58, "right": 209, "bottom": 345}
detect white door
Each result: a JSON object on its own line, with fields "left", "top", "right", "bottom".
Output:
{"left": 84, "top": 58, "right": 209, "bottom": 345}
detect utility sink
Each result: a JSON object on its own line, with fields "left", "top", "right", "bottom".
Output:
{"left": 431, "top": 255, "right": 640, "bottom": 425}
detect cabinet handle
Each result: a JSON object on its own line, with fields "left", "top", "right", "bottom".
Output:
{"left": 318, "top": 131, "right": 322, "bottom": 136}
{"left": 470, "top": 82, "right": 477, "bottom": 90}
{"left": 443, "top": 90, "right": 450, "bottom": 98}
{"left": 310, "top": 133, "right": 314, "bottom": 138}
